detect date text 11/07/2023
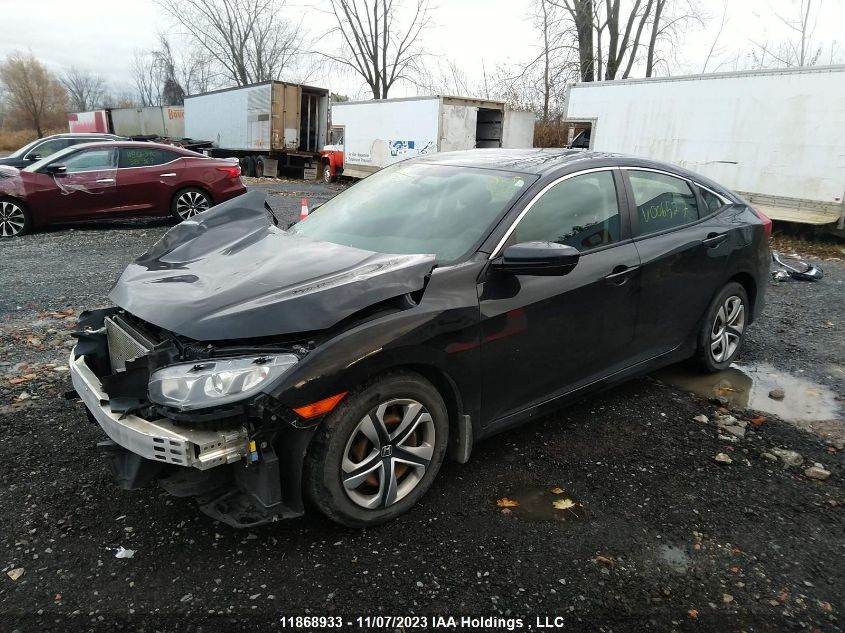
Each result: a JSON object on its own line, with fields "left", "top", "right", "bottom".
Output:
{"left": 279, "top": 615, "right": 584, "bottom": 630}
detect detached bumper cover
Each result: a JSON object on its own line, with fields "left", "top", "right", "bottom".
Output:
{"left": 70, "top": 352, "right": 248, "bottom": 470}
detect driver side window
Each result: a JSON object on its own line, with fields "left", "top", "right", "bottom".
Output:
{"left": 510, "top": 171, "right": 621, "bottom": 252}
{"left": 26, "top": 138, "right": 70, "bottom": 159}
{"left": 60, "top": 149, "right": 117, "bottom": 173}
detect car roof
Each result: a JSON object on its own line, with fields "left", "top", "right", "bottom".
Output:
{"left": 411, "top": 148, "right": 736, "bottom": 196}
{"left": 46, "top": 133, "right": 123, "bottom": 139}
{"left": 62, "top": 140, "right": 197, "bottom": 154}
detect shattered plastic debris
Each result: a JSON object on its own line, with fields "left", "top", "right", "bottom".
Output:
{"left": 114, "top": 546, "right": 135, "bottom": 559}
{"left": 6, "top": 568, "right": 24, "bottom": 581}
{"left": 771, "top": 251, "right": 824, "bottom": 282}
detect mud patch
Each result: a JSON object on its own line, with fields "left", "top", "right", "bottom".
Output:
{"left": 654, "top": 362, "right": 841, "bottom": 424}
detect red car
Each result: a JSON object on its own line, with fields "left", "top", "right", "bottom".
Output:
{"left": 0, "top": 141, "right": 246, "bottom": 237}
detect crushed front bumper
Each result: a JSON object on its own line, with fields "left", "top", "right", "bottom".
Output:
{"left": 69, "top": 351, "right": 249, "bottom": 470}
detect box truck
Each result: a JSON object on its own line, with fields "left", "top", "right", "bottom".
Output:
{"left": 184, "top": 81, "right": 329, "bottom": 179}
{"left": 565, "top": 65, "right": 845, "bottom": 231}
{"left": 67, "top": 106, "right": 185, "bottom": 138}
{"left": 319, "top": 96, "right": 536, "bottom": 182}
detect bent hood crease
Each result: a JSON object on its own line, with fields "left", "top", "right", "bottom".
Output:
{"left": 108, "top": 191, "right": 435, "bottom": 340}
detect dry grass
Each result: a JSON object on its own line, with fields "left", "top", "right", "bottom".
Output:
{"left": 0, "top": 128, "right": 64, "bottom": 152}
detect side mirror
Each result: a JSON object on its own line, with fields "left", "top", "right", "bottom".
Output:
{"left": 491, "top": 241, "right": 580, "bottom": 276}
{"left": 44, "top": 164, "right": 67, "bottom": 176}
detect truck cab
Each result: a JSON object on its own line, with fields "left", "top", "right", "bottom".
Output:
{"left": 320, "top": 126, "right": 345, "bottom": 183}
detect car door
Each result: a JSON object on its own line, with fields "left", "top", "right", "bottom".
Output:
{"left": 115, "top": 147, "right": 183, "bottom": 214}
{"left": 478, "top": 168, "right": 641, "bottom": 425}
{"left": 26, "top": 147, "right": 119, "bottom": 220}
{"left": 622, "top": 168, "right": 734, "bottom": 362}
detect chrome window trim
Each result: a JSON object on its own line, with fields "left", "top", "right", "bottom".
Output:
{"left": 488, "top": 166, "right": 617, "bottom": 260}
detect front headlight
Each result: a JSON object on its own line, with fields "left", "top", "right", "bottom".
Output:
{"left": 148, "top": 354, "right": 298, "bottom": 411}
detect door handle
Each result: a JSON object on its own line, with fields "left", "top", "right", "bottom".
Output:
{"left": 703, "top": 232, "right": 728, "bottom": 247}
{"left": 95, "top": 178, "right": 115, "bottom": 183}
{"left": 605, "top": 265, "right": 640, "bottom": 285}
{"left": 159, "top": 172, "right": 177, "bottom": 177}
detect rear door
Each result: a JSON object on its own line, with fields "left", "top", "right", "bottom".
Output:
{"left": 623, "top": 168, "right": 735, "bottom": 362}
{"left": 115, "top": 147, "right": 183, "bottom": 214}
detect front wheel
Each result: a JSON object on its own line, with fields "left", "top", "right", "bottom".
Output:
{"left": 304, "top": 372, "right": 449, "bottom": 527}
{"left": 696, "top": 281, "right": 749, "bottom": 372}
{"left": 0, "top": 198, "right": 32, "bottom": 237}
{"left": 171, "top": 188, "right": 212, "bottom": 221}
{"left": 322, "top": 163, "right": 334, "bottom": 184}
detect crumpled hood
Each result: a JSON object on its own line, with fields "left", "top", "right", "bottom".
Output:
{"left": 109, "top": 191, "right": 435, "bottom": 341}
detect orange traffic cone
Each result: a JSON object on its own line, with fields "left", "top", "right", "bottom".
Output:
{"left": 300, "top": 198, "right": 309, "bottom": 221}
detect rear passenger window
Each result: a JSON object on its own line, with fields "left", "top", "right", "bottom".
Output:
{"left": 699, "top": 187, "right": 726, "bottom": 214}
{"left": 119, "top": 148, "right": 178, "bottom": 168}
{"left": 628, "top": 171, "right": 699, "bottom": 236}
{"left": 512, "top": 171, "right": 621, "bottom": 252}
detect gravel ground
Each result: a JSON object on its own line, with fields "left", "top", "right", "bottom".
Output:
{"left": 0, "top": 182, "right": 843, "bottom": 632}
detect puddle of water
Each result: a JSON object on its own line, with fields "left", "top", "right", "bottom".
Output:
{"left": 654, "top": 362, "right": 841, "bottom": 423}
{"left": 658, "top": 544, "right": 691, "bottom": 574}
{"left": 497, "top": 486, "right": 585, "bottom": 523}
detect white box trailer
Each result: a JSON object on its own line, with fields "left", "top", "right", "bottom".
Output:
{"left": 185, "top": 81, "right": 329, "bottom": 178}
{"left": 565, "top": 65, "right": 845, "bottom": 229}
{"left": 320, "top": 96, "right": 535, "bottom": 181}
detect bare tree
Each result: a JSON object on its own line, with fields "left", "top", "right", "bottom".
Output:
{"left": 321, "top": 0, "right": 433, "bottom": 99}
{"left": 156, "top": 0, "right": 303, "bottom": 86}
{"left": 751, "top": 0, "right": 822, "bottom": 68}
{"left": 130, "top": 51, "right": 162, "bottom": 107}
{"left": 61, "top": 67, "right": 106, "bottom": 111}
{"left": 701, "top": 0, "right": 729, "bottom": 73}
{"left": 0, "top": 52, "right": 66, "bottom": 136}
{"left": 553, "top": 0, "right": 595, "bottom": 81}
{"left": 154, "top": 36, "right": 186, "bottom": 105}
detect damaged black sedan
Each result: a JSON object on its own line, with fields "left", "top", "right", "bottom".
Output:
{"left": 69, "top": 150, "right": 770, "bottom": 528}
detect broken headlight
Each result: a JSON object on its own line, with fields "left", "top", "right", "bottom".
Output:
{"left": 148, "top": 354, "right": 298, "bottom": 411}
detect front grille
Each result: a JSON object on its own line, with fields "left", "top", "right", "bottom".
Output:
{"left": 105, "top": 316, "right": 156, "bottom": 372}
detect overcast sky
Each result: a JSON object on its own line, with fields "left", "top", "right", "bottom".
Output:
{"left": 0, "top": 0, "right": 842, "bottom": 100}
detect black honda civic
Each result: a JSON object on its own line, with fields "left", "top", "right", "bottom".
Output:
{"left": 69, "top": 149, "right": 770, "bottom": 528}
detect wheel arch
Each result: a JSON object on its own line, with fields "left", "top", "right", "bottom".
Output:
{"left": 727, "top": 271, "right": 757, "bottom": 323}
{"left": 171, "top": 184, "right": 215, "bottom": 206}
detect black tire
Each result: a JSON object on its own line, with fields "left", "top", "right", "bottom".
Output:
{"left": 170, "top": 187, "right": 213, "bottom": 221}
{"left": 304, "top": 371, "right": 449, "bottom": 527}
{"left": 255, "top": 156, "right": 265, "bottom": 178}
{"left": 0, "top": 197, "right": 32, "bottom": 237}
{"left": 322, "top": 163, "right": 334, "bottom": 184}
{"left": 239, "top": 156, "right": 255, "bottom": 177}
{"left": 696, "top": 281, "right": 749, "bottom": 372}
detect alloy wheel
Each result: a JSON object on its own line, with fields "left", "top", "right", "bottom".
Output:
{"left": 341, "top": 398, "right": 436, "bottom": 510}
{"left": 710, "top": 295, "right": 745, "bottom": 363}
{"left": 0, "top": 201, "right": 26, "bottom": 237}
{"left": 175, "top": 191, "right": 210, "bottom": 220}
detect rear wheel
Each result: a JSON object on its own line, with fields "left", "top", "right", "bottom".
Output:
{"left": 0, "top": 198, "right": 31, "bottom": 237}
{"left": 255, "top": 156, "right": 265, "bottom": 178}
{"left": 697, "top": 281, "right": 748, "bottom": 372}
{"left": 171, "top": 188, "right": 212, "bottom": 221}
{"left": 304, "top": 372, "right": 449, "bottom": 527}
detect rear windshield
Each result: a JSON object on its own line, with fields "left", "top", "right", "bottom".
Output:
{"left": 290, "top": 162, "right": 532, "bottom": 263}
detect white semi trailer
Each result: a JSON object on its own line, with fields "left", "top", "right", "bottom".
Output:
{"left": 319, "top": 96, "right": 536, "bottom": 182}
{"left": 565, "top": 65, "right": 845, "bottom": 231}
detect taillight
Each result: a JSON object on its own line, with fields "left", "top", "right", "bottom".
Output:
{"left": 216, "top": 166, "right": 241, "bottom": 179}
{"left": 751, "top": 206, "right": 772, "bottom": 239}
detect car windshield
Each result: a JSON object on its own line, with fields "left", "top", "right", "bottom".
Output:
{"left": 290, "top": 162, "right": 533, "bottom": 263}
{"left": 7, "top": 138, "right": 42, "bottom": 158}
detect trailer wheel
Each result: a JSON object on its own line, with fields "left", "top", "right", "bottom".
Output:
{"left": 239, "top": 156, "right": 255, "bottom": 177}
{"left": 255, "top": 156, "right": 266, "bottom": 178}
{"left": 322, "top": 162, "right": 334, "bottom": 184}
